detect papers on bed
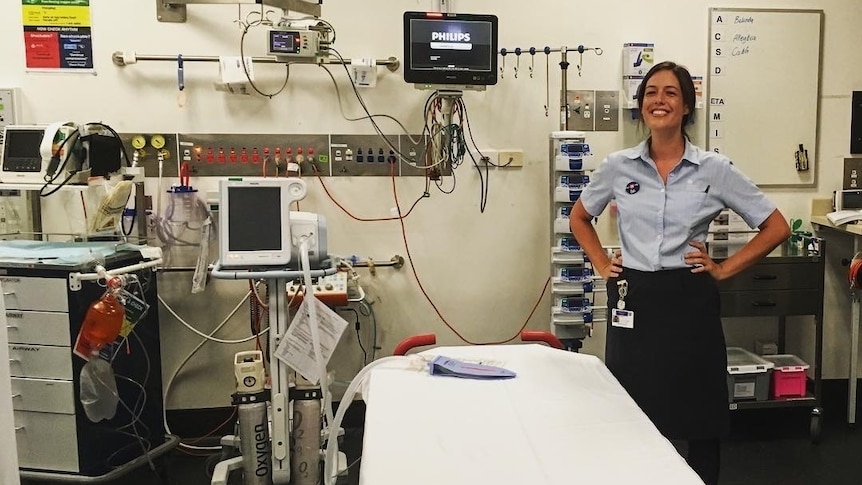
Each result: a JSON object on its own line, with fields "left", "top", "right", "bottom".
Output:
{"left": 428, "top": 355, "right": 516, "bottom": 379}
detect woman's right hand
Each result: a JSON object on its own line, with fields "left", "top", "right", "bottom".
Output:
{"left": 599, "top": 249, "right": 623, "bottom": 280}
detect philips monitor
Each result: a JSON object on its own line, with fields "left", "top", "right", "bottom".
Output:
{"left": 218, "top": 177, "right": 307, "bottom": 268}
{"left": 403, "top": 11, "right": 498, "bottom": 87}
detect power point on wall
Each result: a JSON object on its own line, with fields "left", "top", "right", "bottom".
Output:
{"left": 476, "top": 149, "right": 497, "bottom": 166}
{"left": 498, "top": 150, "right": 524, "bottom": 167}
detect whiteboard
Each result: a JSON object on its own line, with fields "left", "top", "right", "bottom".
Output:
{"left": 707, "top": 8, "right": 823, "bottom": 187}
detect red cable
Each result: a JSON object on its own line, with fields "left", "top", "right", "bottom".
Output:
{"left": 390, "top": 161, "right": 551, "bottom": 345}
{"left": 851, "top": 257, "right": 862, "bottom": 288}
{"left": 311, "top": 165, "right": 426, "bottom": 222}
{"left": 311, "top": 167, "right": 400, "bottom": 222}
{"left": 310, "top": 156, "right": 552, "bottom": 344}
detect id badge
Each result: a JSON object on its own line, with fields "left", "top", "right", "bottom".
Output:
{"left": 611, "top": 308, "right": 635, "bottom": 329}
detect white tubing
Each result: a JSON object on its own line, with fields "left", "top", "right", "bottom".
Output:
{"left": 323, "top": 356, "right": 413, "bottom": 485}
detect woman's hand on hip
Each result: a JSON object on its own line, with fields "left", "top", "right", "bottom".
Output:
{"left": 599, "top": 249, "right": 624, "bottom": 280}
{"left": 685, "top": 241, "right": 726, "bottom": 280}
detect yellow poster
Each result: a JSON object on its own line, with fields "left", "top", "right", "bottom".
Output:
{"left": 21, "top": 0, "right": 93, "bottom": 70}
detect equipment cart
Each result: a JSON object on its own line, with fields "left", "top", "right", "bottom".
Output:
{"left": 713, "top": 238, "right": 825, "bottom": 443}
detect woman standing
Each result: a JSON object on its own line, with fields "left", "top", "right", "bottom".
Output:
{"left": 569, "top": 61, "right": 790, "bottom": 485}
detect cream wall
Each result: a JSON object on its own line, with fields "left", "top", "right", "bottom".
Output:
{"left": 0, "top": 0, "right": 860, "bottom": 409}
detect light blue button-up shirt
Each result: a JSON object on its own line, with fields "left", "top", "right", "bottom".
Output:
{"left": 580, "top": 139, "right": 776, "bottom": 271}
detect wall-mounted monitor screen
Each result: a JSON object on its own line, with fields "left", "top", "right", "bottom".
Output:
{"left": 403, "top": 11, "right": 498, "bottom": 87}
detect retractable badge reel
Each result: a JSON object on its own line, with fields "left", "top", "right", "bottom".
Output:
{"left": 612, "top": 280, "right": 635, "bottom": 328}
{"left": 617, "top": 280, "right": 627, "bottom": 310}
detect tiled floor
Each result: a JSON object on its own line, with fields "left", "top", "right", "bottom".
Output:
{"left": 20, "top": 384, "right": 862, "bottom": 485}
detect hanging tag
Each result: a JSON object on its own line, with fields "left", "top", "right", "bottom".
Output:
{"left": 116, "top": 288, "right": 150, "bottom": 338}
{"left": 177, "top": 54, "right": 187, "bottom": 108}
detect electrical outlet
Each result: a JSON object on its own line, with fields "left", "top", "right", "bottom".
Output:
{"left": 476, "top": 149, "right": 497, "bottom": 166}
{"left": 498, "top": 150, "right": 524, "bottom": 167}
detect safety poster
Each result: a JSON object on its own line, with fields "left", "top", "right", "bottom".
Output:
{"left": 21, "top": 0, "right": 93, "bottom": 71}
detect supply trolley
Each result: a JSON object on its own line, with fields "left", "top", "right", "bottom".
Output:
{"left": 712, "top": 239, "right": 825, "bottom": 442}
{"left": 1, "top": 240, "right": 174, "bottom": 480}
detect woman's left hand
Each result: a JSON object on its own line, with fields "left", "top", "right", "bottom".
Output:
{"left": 685, "top": 241, "right": 727, "bottom": 280}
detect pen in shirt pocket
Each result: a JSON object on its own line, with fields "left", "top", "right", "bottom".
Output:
{"left": 704, "top": 185, "right": 710, "bottom": 193}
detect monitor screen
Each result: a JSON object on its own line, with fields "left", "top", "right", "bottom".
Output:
{"left": 403, "top": 11, "right": 498, "bottom": 86}
{"left": 269, "top": 30, "right": 300, "bottom": 55}
{"left": 2, "top": 126, "right": 46, "bottom": 177}
{"left": 219, "top": 177, "right": 301, "bottom": 268}
{"left": 227, "top": 187, "right": 282, "bottom": 251}
{"left": 4, "top": 129, "right": 43, "bottom": 158}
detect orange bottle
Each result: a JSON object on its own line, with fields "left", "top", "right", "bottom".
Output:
{"left": 79, "top": 292, "right": 125, "bottom": 355}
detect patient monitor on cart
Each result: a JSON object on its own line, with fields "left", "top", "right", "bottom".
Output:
{"left": 213, "top": 177, "right": 335, "bottom": 485}
{"left": 219, "top": 177, "right": 327, "bottom": 268}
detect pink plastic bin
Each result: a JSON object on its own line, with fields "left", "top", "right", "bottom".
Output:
{"left": 763, "top": 354, "right": 809, "bottom": 398}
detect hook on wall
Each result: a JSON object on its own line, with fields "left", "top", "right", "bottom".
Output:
{"left": 497, "top": 44, "right": 603, "bottom": 120}
{"left": 514, "top": 48, "right": 522, "bottom": 78}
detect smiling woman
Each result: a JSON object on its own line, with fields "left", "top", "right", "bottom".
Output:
{"left": 568, "top": 61, "right": 791, "bottom": 485}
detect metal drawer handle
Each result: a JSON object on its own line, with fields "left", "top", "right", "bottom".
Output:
{"left": 752, "top": 274, "right": 777, "bottom": 280}
{"left": 9, "top": 358, "right": 20, "bottom": 364}
{"left": 752, "top": 301, "right": 777, "bottom": 307}
{"left": 6, "top": 324, "right": 17, "bottom": 329}
{"left": 14, "top": 426, "right": 24, "bottom": 432}
{"left": 3, "top": 291, "right": 15, "bottom": 295}
{"left": 11, "top": 393, "right": 21, "bottom": 398}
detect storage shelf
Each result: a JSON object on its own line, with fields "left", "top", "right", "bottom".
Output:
{"left": 730, "top": 393, "right": 817, "bottom": 410}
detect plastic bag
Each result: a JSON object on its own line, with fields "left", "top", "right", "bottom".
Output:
{"left": 79, "top": 357, "right": 119, "bottom": 422}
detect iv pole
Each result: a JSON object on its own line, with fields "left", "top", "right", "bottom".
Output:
{"left": 498, "top": 44, "right": 603, "bottom": 130}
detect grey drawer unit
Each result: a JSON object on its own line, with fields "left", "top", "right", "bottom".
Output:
{"left": 717, "top": 260, "right": 822, "bottom": 291}
{"left": 720, "top": 289, "right": 822, "bottom": 317}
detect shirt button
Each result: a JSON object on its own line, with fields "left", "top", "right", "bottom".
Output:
{"left": 656, "top": 235, "right": 662, "bottom": 240}
{"left": 660, "top": 188, "right": 665, "bottom": 193}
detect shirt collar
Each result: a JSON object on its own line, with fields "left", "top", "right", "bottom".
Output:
{"left": 622, "top": 138, "right": 701, "bottom": 166}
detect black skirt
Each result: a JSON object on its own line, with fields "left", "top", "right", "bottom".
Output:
{"left": 606, "top": 267, "right": 730, "bottom": 440}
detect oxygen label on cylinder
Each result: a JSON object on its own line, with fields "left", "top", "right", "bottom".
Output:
{"left": 255, "top": 422, "right": 271, "bottom": 477}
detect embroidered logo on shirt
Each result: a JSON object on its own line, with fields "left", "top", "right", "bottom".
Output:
{"left": 625, "top": 181, "right": 640, "bottom": 194}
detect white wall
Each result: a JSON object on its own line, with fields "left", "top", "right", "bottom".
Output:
{"left": 0, "top": 0, "right": 860, "bottom": 409}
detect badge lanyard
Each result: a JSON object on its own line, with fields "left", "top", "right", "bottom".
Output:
{"left": 617, "top": 280, "right": 628, "bottom": 309}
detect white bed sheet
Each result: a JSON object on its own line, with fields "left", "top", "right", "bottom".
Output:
{"left": 359, "top": 344, "right": 704, "bottom": 485}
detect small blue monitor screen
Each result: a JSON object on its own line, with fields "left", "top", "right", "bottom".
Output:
{"left": 270, "top": 31, "right": 299, "bottom": 54}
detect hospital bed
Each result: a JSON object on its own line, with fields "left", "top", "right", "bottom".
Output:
{"left": 358, "top": 343, "right": 705, "bottom": 485}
